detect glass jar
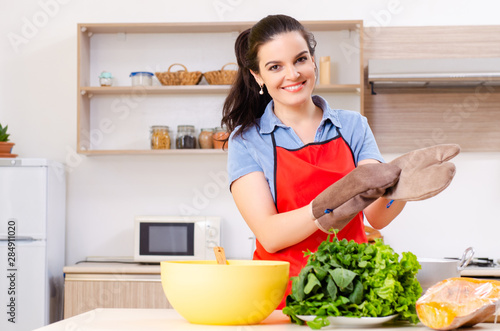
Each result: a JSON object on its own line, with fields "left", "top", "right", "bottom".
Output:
{"left": 99, "top": 71, "right": 113, "bottom": 86}
{"left": 130, "top": 72, "right": 154, "bottom": 86}
{"left": 198, "top": 128, "right": 214, "bottom": 149}
{"left": 176, "top": 125, "right": 196, "bottom": 149}
{"left": 213, "top": 126, "right": 229, "bottom": 149}
{"left": 150, "top": 126, "right": 171, "bottom": 150}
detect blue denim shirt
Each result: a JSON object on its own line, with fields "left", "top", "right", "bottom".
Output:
{"left": 227, "top": 96, "right": 384, "bottom": 200}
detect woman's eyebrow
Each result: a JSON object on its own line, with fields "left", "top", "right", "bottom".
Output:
{"left": 264, "top": 50, "right": 309, "bottom": 67}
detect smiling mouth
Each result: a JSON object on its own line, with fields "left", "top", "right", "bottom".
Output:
{"left": 282, "top": 81, "right": 306, "bottom": 92}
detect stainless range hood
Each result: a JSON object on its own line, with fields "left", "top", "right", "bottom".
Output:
{"left": 368, "top": 58, "right": 500, "bottom": 93}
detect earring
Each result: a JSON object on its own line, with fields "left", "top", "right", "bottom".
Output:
{"left": 259, "top": 84, "right": 264, "bottom": 95}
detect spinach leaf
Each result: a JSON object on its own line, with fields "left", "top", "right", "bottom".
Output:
{"left": 326, "top": 276, "right": 338, "bottom": 300}
{"left": 329, "top": 268, "right": 357, "bottom": 290}
{"left": 304, "top": 273, "right": 321, "bottom": 295}
{"left": 348, "top": 279, "right": 363, "bottom": 305}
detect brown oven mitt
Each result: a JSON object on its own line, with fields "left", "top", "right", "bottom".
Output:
{"left": 311, "top": 163, "right": 401, "bottom": 233}
{"left": 383, "top": 144, "right": 460, "bottom": 201}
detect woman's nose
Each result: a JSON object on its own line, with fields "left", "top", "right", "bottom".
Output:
{"left": 285, "top": 65, "right": 300, "bottom": 79}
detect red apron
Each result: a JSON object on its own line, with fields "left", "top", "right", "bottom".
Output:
{"left": 253, "top": 130, "right": 367, "bottom": 308}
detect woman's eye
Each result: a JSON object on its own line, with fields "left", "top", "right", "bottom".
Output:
{"left": 297, "top": 56, "right": 308, "bottom": 63}
{"left": 269, "top": 65, "right": 280, "bottom": 71}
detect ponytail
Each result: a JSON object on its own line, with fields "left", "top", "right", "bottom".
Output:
{"left": 221, "top": 29, "right": 271, "bottom": 138}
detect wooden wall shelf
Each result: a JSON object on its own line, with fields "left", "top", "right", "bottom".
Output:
{"left": 77, "top": 21, "right": 364, "bottom": 155}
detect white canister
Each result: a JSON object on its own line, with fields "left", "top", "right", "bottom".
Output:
{"left": 130, "top": 72, "right": 154, "bottom": 86}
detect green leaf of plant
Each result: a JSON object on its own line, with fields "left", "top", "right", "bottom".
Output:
{"left": 297, "top": 265, "right": 314, "bottom": 300}
{"left": 304, "top": 273, "right": 321, "bottom": 295}
{"left": 313, "top": 266, "right": 328, "bottom": 281}
{"left": 348, "top": 280, "right": 364, "bottom": 305}
{"left": 358, "top": 260, "right": 368, "bottom": 268}
{"left": 329, "top": 268, "right": 357, "bottom": 290}
{"left": 307, "top": 316, "right": 330, "bottom": 330}
{"left": 326, "top": 276, "right": 338, "bottom": 300}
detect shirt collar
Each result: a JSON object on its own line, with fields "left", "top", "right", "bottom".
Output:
{"left": 259, "top": 95, "right": 342, "bottom": 134}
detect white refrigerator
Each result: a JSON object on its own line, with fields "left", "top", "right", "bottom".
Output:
{"left": 0, "top": 159, "right": 66, "bottom": 331}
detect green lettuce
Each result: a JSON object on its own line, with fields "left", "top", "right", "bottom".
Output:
{"left": 282, "top": 235, "right": 422, "bottom": 329}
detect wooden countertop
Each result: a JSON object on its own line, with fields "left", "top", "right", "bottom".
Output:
{"left": 34, "top": 308, "right": 498, "bottom": 331}
{"left": 64, "top": 262, "right": 500, "bottom": 278}
{"left": 63, "top": 262, "right": 161, "bottom": 274}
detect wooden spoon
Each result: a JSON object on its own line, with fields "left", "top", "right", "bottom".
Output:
{"left": 213, "top": 246, "right": 228, "bottom": 265}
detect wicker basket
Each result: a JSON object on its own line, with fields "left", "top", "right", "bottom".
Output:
{"left": 204, "top": 63, "right": 238, "bottom": 85}
{"left": 155, "top": 64, "right": 202, "bottom": 86}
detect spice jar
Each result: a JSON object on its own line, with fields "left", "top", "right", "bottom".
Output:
{"left": 150, "top": 126, "right": 171, "bottom": 150}
{"left": 99, "top": 71, "right": 113, "bottom": 86}
{"left": 176, "top": 125, "right": 196, "bottom": 149}
{"left": 213, "top": 126, "right": 229, "bottom": 149}
{"left": 198, "top": 128, "right": 214, "bottom": 149}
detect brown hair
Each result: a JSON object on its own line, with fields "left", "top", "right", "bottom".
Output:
{"left": 221, "top": 15, "right": 317, "bottom": 138}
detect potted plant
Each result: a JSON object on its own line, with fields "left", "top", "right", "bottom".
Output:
{"left": 0, "top": 123, "right": 15, "bottom": 155}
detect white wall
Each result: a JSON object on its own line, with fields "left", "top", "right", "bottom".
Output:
{"left": 1, "top": 0, "right": 500, "bottom": 264}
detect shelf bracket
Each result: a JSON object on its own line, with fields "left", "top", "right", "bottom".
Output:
{"left": 369, "top": 82, "right": 377, "bottom": 95}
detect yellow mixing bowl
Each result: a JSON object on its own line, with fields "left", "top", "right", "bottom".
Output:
{"left": 160, "top": 260, "right": 289, "bottom": 325}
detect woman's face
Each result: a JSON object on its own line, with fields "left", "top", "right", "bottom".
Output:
{"left": 252, "top": 31, "right": 316, "bottom": 110}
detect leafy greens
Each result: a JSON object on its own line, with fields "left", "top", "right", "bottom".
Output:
{"left": 282, "top": 235, "right": 422, "bottom": 329}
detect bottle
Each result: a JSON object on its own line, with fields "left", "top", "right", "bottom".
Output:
{"left": 150, "top": 126, "right": 170, "bottom": 149}
{"left": 99, "top": 71, "right": 113, "bottom": 86}
{"left": 198, "top": 128, "right": 214, "bottom": 149}
{"left": 176, "top": 125, "right": 196, "bottom": 149}
{"left": 319, "top": 56, "right": 331, "bottom": 85}
{"left": 213, "top": 127, "right": 229, "bottom": 149}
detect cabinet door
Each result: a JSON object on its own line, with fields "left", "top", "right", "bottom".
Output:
{"left": 64, "top": 276, "right": 171, "bottom": 318}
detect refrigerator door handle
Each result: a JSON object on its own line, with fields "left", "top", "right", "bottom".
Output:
{"left": 0, "top": 159, "right": 22, "bottom": 166}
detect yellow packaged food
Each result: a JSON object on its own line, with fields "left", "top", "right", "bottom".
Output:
{"left": 416, "top": 277, "right": 500, "bottom": 330}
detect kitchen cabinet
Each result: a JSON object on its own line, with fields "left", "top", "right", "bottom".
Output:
{"left": 363, "top": 25, "right": 500, "bottom": 153}
{"left": 77, "top": 21, "right": 364, "bottom": 155}
{"left": 63, "top": 263, "right": 170, "bottom": 319}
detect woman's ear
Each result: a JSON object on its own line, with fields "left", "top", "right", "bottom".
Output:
{"left": 250, "top": 69, "right": 263, "bottom": 86}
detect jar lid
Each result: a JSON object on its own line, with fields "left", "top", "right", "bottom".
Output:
{"left": 99, "top": 71, "right": 113, "bottom": 78}
{"left": 130, "top": 71, "right": 154, "bottom": 77}
{"left": 177, "top": 125, "right": 195, "bottom": 130}
{"left": 200, "top": 128, "right": 214, "bottom": 132}
{"left": 151, "top": 125, "right": 169, "bottom": 129}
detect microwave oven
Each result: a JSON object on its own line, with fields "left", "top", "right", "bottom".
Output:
{"left": 133, "top": 215, "right": 221, "bottom": 263}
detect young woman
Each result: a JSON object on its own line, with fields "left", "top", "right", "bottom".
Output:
{"left": 221, "top": 14, "right": 406, "bottom": 307}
